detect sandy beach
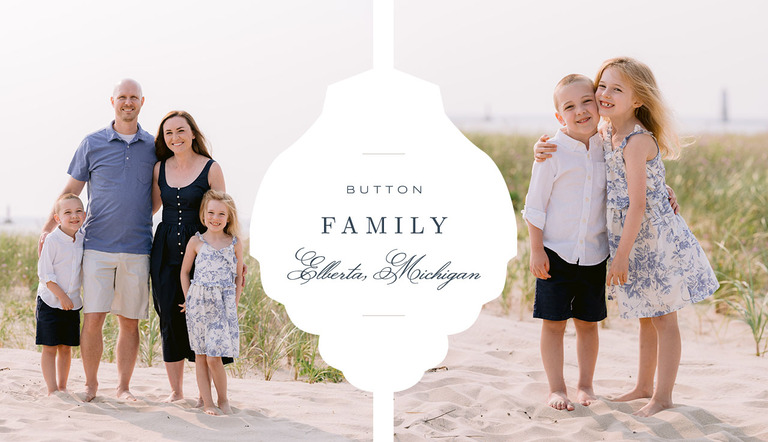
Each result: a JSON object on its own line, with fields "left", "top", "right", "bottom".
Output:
{"left": 395, "top": 306, "right": 768, "bottom": 441}
{"left": 1, "top": 305, "right": 767, "bottom": 441}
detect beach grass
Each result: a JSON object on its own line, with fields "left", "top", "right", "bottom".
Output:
{"left": 0, "top": 234, "right": 38, "bottom": 293}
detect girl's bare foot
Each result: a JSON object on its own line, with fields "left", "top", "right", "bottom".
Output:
{"left": 203, "top": 405, "right": 220, "bottom": 416}
{"left": 576, "top": 387, "right": 597, "bottom": 406}
{"left": 194, "top": 397, "right": 204, "bottom": 408}
{"left": 634, "top": 398, "right": 673, "bottom": 417}
{"left": 51, "top": 390, "right": 71, "bottom": 398}
{"left": 163, "top": 392, "right": 184, "bottom": 402}
{"left": 611, "top": 388, "right": 652, "bottom": 402}
{"left": 83, "top": 386, "right": 98, "bottom": 402}
{"left": 218, "top": 400, "right": 233, "bottom": 415}
{"left": 547, "top": 391, "right": 575, "bottom": 411}
{"left": 117, "top": 388, "right": 137, "bottom": 401}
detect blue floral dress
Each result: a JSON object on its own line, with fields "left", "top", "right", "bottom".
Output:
{"left": 604, "top": 125, "right": 719, "bottom": 319}
{"left": 185, "top": 232, "right": 239, "bottom": 357}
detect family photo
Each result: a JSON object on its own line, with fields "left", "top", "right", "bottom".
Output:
{"left": 1, "top": 1, "right": 767, "bottom": 441}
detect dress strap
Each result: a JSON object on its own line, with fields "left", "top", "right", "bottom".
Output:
{"left": 184, "top": 158, "right": 216, "bottom": 187}
{"left": 620, "top": 124, "right": 661, "bottom": 156}
{"left": 622, "top": 125, "right": 659, "bottom": 154}
{"left": 198, "top": 159, "right": 215, "bottom": 184}
{"left": 159, "top": 160, "right": 167, "bottom": 188}
{"left": 195, "top": 231, "right": 206, "bottom": 243}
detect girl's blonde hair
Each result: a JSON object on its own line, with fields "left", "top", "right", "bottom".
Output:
{"left": 199, "top": 190, "right": 240, "bottom": 238}
{"left": 595, "top": 57, "right": 681, "bottom": 159}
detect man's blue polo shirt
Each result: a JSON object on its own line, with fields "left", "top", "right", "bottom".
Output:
{"left": 67, "top": 121, "right": 156, "bottom": 254}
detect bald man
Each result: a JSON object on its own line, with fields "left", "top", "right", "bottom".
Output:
{"left": 40, "top": 79, "right": 156, "bottom": 402}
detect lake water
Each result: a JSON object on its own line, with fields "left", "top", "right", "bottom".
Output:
{"left": 0, "top": 217, "right": 43, "bottom": 235}
{"left": 451, "top": 114, "right": 768, "bottom": 136}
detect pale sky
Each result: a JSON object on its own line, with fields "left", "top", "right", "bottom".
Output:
{"left": 2, "top": 0, "right": 767, "bottom": 221}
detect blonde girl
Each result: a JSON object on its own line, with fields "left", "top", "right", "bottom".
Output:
{"left": 180, "top": 190, "right": 244, "bottom": 415}
{"left": 597, "top": 57, "right": 718, "bottom": 417}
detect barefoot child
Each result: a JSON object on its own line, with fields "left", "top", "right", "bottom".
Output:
{"left": 595, "top": 57, "right": 718, "bottom": 416}
{"left": 180, "top": 190, "right": 243, "bottom": 415}
{"left": 523, "top": 74, "right": 607, "bottom": 411}
{"left": 36, "top": 193, "right": 85, "bottom": 395}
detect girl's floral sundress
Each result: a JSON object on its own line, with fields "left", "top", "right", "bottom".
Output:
{"left": 185, "top": 232, "right": 239, "bottom": 357}
{"left": 604, "top": 124, "right": 719, "bottom": 319}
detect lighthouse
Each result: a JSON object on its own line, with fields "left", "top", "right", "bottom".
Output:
{"left": 721, "top": 88, "right": 728, "bottom": 123}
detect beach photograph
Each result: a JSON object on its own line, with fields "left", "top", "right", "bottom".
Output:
{"left": 2, "top": 1, "right": 768, "bottom": 440}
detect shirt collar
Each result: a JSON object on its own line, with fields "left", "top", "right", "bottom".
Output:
{"left": 107, "top": 121, "right": 153, "bottom": 144}
{"left": 52, "top": 225, "right": 83, "bottom": 243}
{"left": 552, "top": 128, "right": 601, "bottom": 153}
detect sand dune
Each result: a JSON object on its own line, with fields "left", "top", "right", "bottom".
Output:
{"left": 394, "top": 309, "right": 768, "bottom": 441}
{"left": 1, "top": 307, "right": 766, "bottom": 441}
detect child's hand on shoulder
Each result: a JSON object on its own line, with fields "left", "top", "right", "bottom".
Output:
{"left": 529, "top": 248, "right": 551, "bottom": 279}
{"left": 533, "top": 135, "right": 557, "bottom": 162}
{"left": 598, "top": 124, "right": 609, "bottom": 140}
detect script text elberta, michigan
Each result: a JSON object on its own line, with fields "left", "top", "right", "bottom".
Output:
{"left": 284, "top": 184, "right": 482, "bottom": 291}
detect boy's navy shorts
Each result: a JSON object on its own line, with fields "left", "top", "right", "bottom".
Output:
{"left": 533, "top": 247, "right": 607, "bottom": 322}
{"left": 35, "top": 297, "right": 81, "bottom": 347}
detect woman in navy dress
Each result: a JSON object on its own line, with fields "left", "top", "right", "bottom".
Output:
{"left": 150, "top": 111, "right": 227, "bottom": 402}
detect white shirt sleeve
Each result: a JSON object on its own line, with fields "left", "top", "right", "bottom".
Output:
{"left": 37, "top": 237, "right": 58, "bottom": 285}
{"left": 522, "top": 157, "right": 557, "bottom": 231}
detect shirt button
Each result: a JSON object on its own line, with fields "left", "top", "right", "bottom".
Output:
{"left": 177, "top": 203, "right": 180, "bottom": 206}
{"left": 179, "top": 210, "right": 182, "bottom": 213}
{"left": 176, "top": 195, "right": 179, "bottom": 198}
{"left": 177, "top": 232, "right": 180, "bottom": 236}
{"left": 178, "top": 242, "right": 181, "bottom": 246}
{"left": 180, "top": 252, "right": 184, "bottom": 255}
{"left": 126, "top": 157, "right": 129, "bottom": 160}
{"left": 178, "top": 222, "right": 181, "bottom": 225}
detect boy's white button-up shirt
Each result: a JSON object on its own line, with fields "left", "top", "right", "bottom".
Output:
{"left": 37, "top": 227, "right": 84, "bottom": 309}
{"left": 522, "top": 129, "right": 608, "bottom": 266}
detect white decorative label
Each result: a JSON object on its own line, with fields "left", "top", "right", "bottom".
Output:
{"left": 250, "top": 68, "right": 516, "bottom": 393}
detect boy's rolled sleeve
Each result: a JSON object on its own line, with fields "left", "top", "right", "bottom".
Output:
{"left": 522, "top": 159, "right": 556, "bottom": 231}
{"left": 37, "top": 241, "right": 57, "bottom": 285}
{"left": 523, "top": 206, "right": 546, "bottom": 230}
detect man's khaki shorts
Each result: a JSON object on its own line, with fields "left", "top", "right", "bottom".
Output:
{"left": 82, "top": 250, "right": 150, "bottom": 319}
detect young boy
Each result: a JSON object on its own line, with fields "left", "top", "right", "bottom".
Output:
{"left": 522, "top": 74, "right": 608, "bottom": 411}
{"left": 37, "top": 193, "right": 85, "bottom": 395}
